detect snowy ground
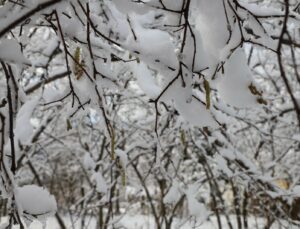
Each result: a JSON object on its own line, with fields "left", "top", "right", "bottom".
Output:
{"left": 1, "top": 214, "right": 299, "bottom": 229}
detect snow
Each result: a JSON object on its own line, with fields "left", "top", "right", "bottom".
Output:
{"left": 83, "top": 154, "right": 96, "bottom": 171}
{"left": 111, "top": 0, "right": 150, "bottom": 15}
{"left": 2, "top": 214, "right": 298, "bottom": 229}
{"left": 58, "top": 11, "right": 83, "bottom": 39}
{"left": 215, "top": 154, "right": 233, "bottom": 177}
{"left": 187, "top": 197, "right": 209, "bottom": 221}
{"left": 132, "top": 62, "right": 160, "bottom": 99}
{"left": 292, "top": 185, "right": 300, "bottom": 196}
{"left": 193, "top": 0, "right": 231, "bottom": 76}
{"left": 160, "top": 67, "right": 218, "bottom": 128}
{"left": 15, "top": 185, "right": 57, "bottom": 216}
{"left": 124, "top": 12, "right": 179, "bottom": 73}
{"left": 239, "top": 2, "right": 283, "bottom": 17}
{"left": 115, "top": 149, "right": 128, "bottom": 168}
{"left": 15, "top": 97, "right": 39, "bottom": 145}
{"left": 0, "top": 39, "right": 30, "bottom": 64}
{"left": 163, "top": 182, "right": 181, "bottom": 204}
{"left": 185, "top": 184, "right": 209, "bottom": 222}
{"left": 216, "top": 48, "right": 257, "bottom": 108}
{"left": 174, "top": 95, "right": 217, "bottom": 128}
{"left": 91, "top": 172, "right": 108, "bottom": 194}
{"left": 182, "top": 28, "right": 208, "bottom": 72}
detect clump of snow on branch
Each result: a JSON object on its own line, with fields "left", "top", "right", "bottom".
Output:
{"left": 15, "top": 185, "right": 57, "bottom": 218}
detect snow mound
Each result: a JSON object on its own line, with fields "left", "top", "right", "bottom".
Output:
{"left": 15, "top": 185, "right": 57, "bottom": 216}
